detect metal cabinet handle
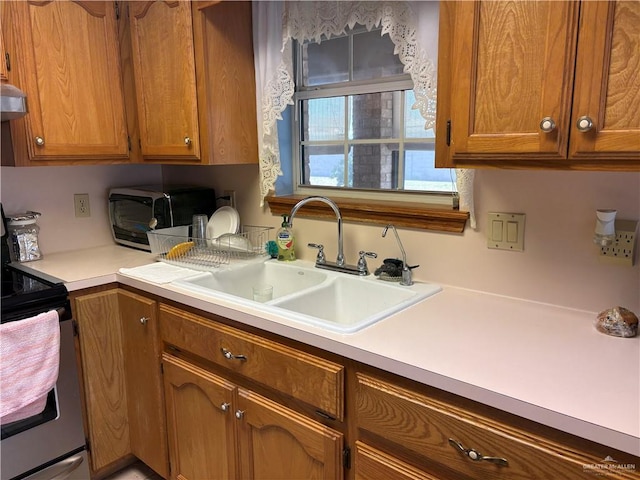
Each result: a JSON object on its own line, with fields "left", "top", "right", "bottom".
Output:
{"left": 539, "top": 117, "right": 556, "bottom": 133}
{"left": 139, "top": 317, "right": 149, "bottom": 325}
{"left": 235, "top": 410, "right": 245, "bottom": 419}
{"left": 221, "top": 347, "right": 247, "bottom": 362}
{"left": 448, "top": 438, "right": 509, "bottom": 467}
{"left": 184, "top": 136, "right": 192, "bottom": 146}
{"left": 34, "top": 136, "right": 45, "bottom": 146}
{"left": 576, "top": 116, "right": 594, "bottom": 132}
{"left": 220, "top": 402, "right": 231, "bottom": 412}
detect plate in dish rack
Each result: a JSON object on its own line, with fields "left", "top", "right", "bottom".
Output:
{"left": 206, "top": 206, "right": 240, "bottom": 241}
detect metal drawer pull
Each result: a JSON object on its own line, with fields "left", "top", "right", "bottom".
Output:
{"left": 34, "top": 136, "right": 45, "bottom": 146}
{"left": 220, "top": 402, "right": 230, "bottom": 412}
{"left": 448, "top": 438, "right": 509, "bottom": 467}
{"left": 235, "top": 410, "right": 245, "bottom": 419}
{"left": 221, "top": 347, "right": 247, "bottom": 362}
{"left": 139, "top": 317, "right": 149, "bottom": 325}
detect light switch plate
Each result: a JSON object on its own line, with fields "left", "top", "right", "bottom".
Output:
{"left": 487, "top": 212, "right": 525, "bottom": 252}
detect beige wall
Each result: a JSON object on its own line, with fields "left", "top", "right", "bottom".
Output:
{"left": 0, "top": 164, "right": 162, "bottom": 253}
{"left": 164, "top": 164, "right": 640, "bottom": 314}
{"left": 1, "top": 163, "right": 638, "bottom": 314}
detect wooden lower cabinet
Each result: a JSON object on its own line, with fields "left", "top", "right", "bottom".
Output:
{"left": 355, "top": 373, "right": 639, "bottom": 480}
{"left": 237, "top": 388, "right": 343, "bottom": 479}
{"left": 118, "top": 290, "right": 169, "bottom": 478}
{"left": 163, "top": 354, "right": 238, "bottom": 480}
{"left": 162, "top": 353, "right": 343, "bottom": 480}
{"left": 74, "top": 288, "right": 168, "bottom": 477}
{"left": 75, "top": 290, "right": 131, "bottom": 473}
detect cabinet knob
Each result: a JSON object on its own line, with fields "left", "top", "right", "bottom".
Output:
{"left": 139, "top": 317, "right": 149, "bottom": 325}
{"left": 184, "top": 136, "right": 192, "bottom": 147}
{"left": 34, "top": 136, "right": 45, "bottom": 147}
{"left": 220, "top": 402, "right": 230, "bottom": 412}
{"left": 539, "top": 117, "right": 556, "bottom": 133}
{"left": 235, "top": 410, "right": 245, "bottom": 419}
{"left": 576, "top": 116, "right": 594, "bottom": 132}
{"left": 448, "top": 438, "right": 509, "bottom": 467}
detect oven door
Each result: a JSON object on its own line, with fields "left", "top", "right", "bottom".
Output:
{"left": 1, "top": 318, "right": 88, "bottom": 480}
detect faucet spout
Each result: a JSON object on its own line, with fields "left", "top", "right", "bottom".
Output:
{"left": 382, "top": 224, "right": 414, "bottom": 286}
{"left": 289, "top": 196, "right": 345, "bottom": 267}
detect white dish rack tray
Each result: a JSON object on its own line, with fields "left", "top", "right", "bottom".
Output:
{"left": 147, "top": 225, "right": 273, "bottom": 270}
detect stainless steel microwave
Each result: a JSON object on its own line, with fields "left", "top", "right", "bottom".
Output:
{"left": 108, "top": 185, "right": 216, "bottom": 250}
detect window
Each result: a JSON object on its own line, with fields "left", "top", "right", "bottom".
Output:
{"left": 293, "top": 26, "right": 455, "bottom": 203}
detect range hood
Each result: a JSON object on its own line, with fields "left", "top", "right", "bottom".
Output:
{"left": 1, "top": 83, "right": 28, "bottom": 121}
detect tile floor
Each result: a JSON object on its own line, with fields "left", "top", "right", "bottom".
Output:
{"left": 103, "top": 461, "right": 164, "bottom": 480}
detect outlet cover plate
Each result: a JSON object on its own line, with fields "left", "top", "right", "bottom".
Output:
{"left": 487, "top": 212, "right": 525, "bottom": 252}
{"left": 74, "top": 193, "right": 90, "bottom": 218}
{"left": 600, "top": 219, "right": 637, "bottom": 266}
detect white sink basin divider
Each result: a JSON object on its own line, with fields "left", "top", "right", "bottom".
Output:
{"left": 172, "top": 259, "right": 442, "bottom": 334}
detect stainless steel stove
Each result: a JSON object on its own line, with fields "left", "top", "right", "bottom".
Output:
{"left": 1, "top": 205, "right": 90, "bottom": 480}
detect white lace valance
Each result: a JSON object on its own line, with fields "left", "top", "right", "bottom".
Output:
{"left": 253, "top": 1, "right": 475, "bottom": 229}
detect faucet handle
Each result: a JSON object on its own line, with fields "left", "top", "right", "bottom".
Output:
{"left": 357, "top": 251, "right": 378, "bottom": 275}
{"left": 308, "top": 243, "right": 326, "bottom": 264}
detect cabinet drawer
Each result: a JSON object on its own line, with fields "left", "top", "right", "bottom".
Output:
{"left": 356, "top": 374, "right": 635, "bottom": 480}
{"left": 355, "top": 441, "right": 440, "bottom": 480}
{"left": 159, "top": 304, "right": 344, "bottom": 419}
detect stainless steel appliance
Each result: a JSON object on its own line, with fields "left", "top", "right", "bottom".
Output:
{"left": 1, "top": 206, "right": 90, "bottom": 480}
{"left": 109, "top": 185, "right": 216, "bottom": 250}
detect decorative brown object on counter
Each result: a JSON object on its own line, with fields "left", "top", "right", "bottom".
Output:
{"left": 595, "top": 306, "right": 639, "bottom": 338}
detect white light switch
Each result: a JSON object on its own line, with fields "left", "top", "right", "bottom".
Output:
{"left": 487, "top": 213, "right": 525, "bottom": 252}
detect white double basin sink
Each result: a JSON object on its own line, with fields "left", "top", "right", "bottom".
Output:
{"left": 172, "top": 259, "right": 442, "bottom": 334}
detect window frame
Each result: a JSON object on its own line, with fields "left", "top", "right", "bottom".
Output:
{"left": 291, "top": 28, "right": 456, "bottom": 207}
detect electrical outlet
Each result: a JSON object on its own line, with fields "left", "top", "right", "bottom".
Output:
{"left": 600, "top": 219, "right": 637, "bottom": 266}
{"left": 223, "top": 190, "right": 236, "bottom": 209}
{"left": 74, "top": 193, "right": 90, "bottom": 218}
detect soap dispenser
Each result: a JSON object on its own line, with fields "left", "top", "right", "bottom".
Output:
{"left": 276, "top": 214, "right": 296, "bottom": 261}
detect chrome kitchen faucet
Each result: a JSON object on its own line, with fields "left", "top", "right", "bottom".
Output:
{"left": 288, "top": 196, "right": 376, "bottom": 275}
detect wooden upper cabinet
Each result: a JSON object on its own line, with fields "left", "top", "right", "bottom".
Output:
{"left": 128, "top": 1, "right": 200, "bottom": 161}
{"left": 437, "top": 0, "right": 640, "bottom": 170}
{"left": 570, "top": 1, "right": 640, "bottom": 159}
{"left": 8, "top": 1, "right": 129, "bottom": 164}
{"left": 125, "top": 1, "right": 258, "bottom": 165}
{"left": 0, "top": 2, "right": 8, "bottom": 82}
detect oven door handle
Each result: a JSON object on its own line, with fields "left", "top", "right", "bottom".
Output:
{"left": 23, "top": 452, "right": 86, "bottom": 480}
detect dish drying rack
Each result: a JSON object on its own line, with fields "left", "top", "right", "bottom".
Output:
{"left": 147, "top": 225, "right": 272, "bottom": 270}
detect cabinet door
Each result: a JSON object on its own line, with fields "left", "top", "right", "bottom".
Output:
{"left": 0, "top": 2, "right": 8, "bottom": 82}
{"left": 163, "top": 354, "right": 238, "bottom": 480}
{"left": 237, "top": 388, "right": 343, "bottom": 480}
{"left": 74, "top": 290, "right": 131, "bottom": 472}
{"left": 128, "top": 1, "right": 200, "bottom": 161}
{"left": 355, "top": 442, "right": 441, "bottom": 480}
{"left": 118, "top": 290, "right": 168, "bottom": 479}
{"left": 446, "top": 1, "right": 579, "bottom": 162}
{"left": 569, "top": 1, "right": 640, "bottom": 162}
{"left": 9, "top": 1, "right": 129, "bottom": 162}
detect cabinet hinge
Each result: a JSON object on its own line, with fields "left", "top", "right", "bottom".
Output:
{"left": 72, "top": 319, "right": 79, "bottom": 337}
{"left": 160, "top": 362, "right": 164, "bottom": 375}
{"left": 446, "top": 120, "right": 451, "bottom": 146}
{"left": 85, "top": 438, "right": 91, "bottom": 453}
{"left": 4, "top": 52, "right": 10, "bottom": 73}
{"left": 127, "top": 135, "right": 132, "bottom": 152}
{"left": 342, "top": 446, "right": 351, "bottom": 469}
{"left": 114, "top": 2, "right": 120, "bottom": 20}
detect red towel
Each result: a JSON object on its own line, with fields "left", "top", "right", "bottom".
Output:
{"left": 0, "top": 310, "right": 60, "bottom": 424}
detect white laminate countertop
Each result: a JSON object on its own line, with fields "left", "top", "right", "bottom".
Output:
{"left": 15, "top": 245, "right": 640, "bottom": 457}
